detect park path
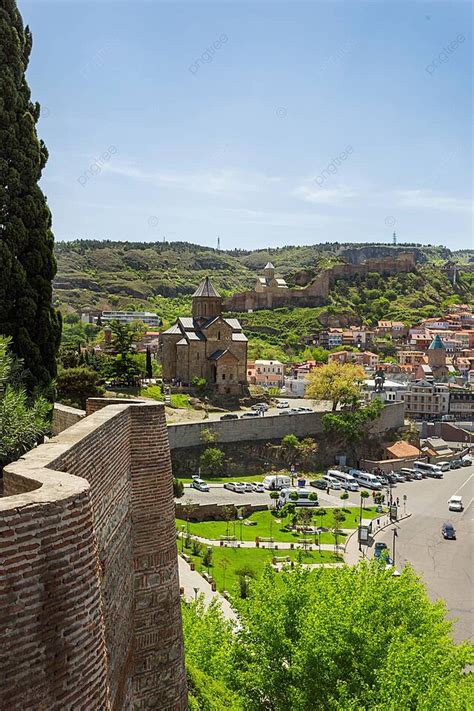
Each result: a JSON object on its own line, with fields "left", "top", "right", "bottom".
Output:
{"left": 178, "top": 530, "right": 349, "bottom": 551}
{"left": 178, "top": 556, "right": 239, "bottom": 622}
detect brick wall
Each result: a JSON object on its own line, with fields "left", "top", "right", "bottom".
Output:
{"left": 1, "top": 402, "right": 187, "bottom": 710}
{"left": 51, "top": 402, "right": 86, "bottom": 435}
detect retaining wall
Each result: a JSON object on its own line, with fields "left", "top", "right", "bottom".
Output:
{"left": 0, "top": 402, "right": 187, "bottom": 711}
{"left": 168, "top": 402, "right": 405, "bottom": 450}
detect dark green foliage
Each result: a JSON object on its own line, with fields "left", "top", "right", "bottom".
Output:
{"left": 56, "top": 366, "right": 105, "bottom": 409}
{"left": 145, "top": 347, "right": 153, "bottom": 379}
{"left": 0, "top": 1, "right": 61, "bottom": 392}
{"left": 322, "top": 398, "right": 384, "bottom": 444}
{"left": 173, "top": 477, "right": 184, "bottom": 498}
{"left": 0, "top": 336, "right": 51, "bottom": 465}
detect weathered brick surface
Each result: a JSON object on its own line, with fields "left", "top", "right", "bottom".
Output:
{"left": 52, "top": 403, "right": 86, "bottom": 435}
{"left": 1, "top": 402, "right": 187, "bottom": 710}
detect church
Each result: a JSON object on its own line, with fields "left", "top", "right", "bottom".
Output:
{"left": 160, "top": 277, "right": 248, "bottom": 395}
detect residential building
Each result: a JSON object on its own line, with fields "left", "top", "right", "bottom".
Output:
{"left": 384, "top": 440, "right": 421, "bottom": 461}
{"left": 160, "top": 277, "right": 248, "bottom": 394}
{"left": 364, "top": 378, "right": 408, "bottom": 404}
{"left": 403, "top": 380, "right": 450, "bottom": 419}
{"left": 254, "top": 359, "right": 285, "bottom": 388}
{"left": 328, "top": 350, "right": 379, "bottom": 368}
{"left": 449, "top": 392, "right": 474, "bottom": 419}
{"left": 100, "top": 310, "right": 161, "bottom": 327}
{"left": 284, "top": 376, "right": 307, "bottom": 398}
{"left": 376, "top": 320, "right": 407, "bottom": 337}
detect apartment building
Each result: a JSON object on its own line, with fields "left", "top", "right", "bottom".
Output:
{"left": 403, "top": 381, "right": 450, "bottom": 419}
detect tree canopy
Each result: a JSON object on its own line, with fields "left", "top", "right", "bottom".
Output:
{"left": 306, "top": 362, "right": 365, "bottom": 411}
{"left": 182, "top": 562, "right": 474, "bottom": 710}
{"left": 0, "top": 0, "right": 61, "bottom": 392}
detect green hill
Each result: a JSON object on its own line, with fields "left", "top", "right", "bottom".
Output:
{"left": 54, "top": 240, "right": 474, "bottom": 361}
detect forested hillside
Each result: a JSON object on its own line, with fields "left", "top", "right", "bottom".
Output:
{"left": 54, "top": 240, "right": 474, "bottom": 362}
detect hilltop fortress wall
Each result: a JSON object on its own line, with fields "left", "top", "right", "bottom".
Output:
{"left": 224, "top": 251, "right": 417, "bottom": 312}
{"left": 1, "top": 402, "right": 187, "bottom": 711}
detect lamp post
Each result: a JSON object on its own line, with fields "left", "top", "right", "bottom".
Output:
{"left": 403, "top": 494, "right": 407, "bottom": 515}
{"left": 180, "top": 524, "right": 185, "bottom": 554}
{"left": 193, "top": 587, "right": 199, "bottom": 602}
{"left": 206, "top": 547, "right": 212, "bottom": 576}
{"left": 238, "top": 514, "right": 243, "bottom": 542}
{"left": 392, "top": 527, "right": 398, "bottom": 566}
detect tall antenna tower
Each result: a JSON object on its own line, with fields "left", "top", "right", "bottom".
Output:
{"left": 217, "top": 236, "right": 221, "bottom": 250}
{"left": 392, "top": 231, "right": 397, "bottom": 245}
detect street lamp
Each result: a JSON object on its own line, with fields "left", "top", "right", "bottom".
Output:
{"left": 206, "top": 547, "right": 212, "bottom": 575}
{"left": 193, "top": 587, "right": 199, "bottom": 602}
{"left": 238, "top": 514, "right": 243, "bottom": 542}
{"left": 180, "top": 524, "right": 185, "bottom": 554}
{"left": 392, "top": 527, "right": 398, "bottom": 566}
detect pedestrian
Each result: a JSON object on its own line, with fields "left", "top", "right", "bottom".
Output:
{"left": 377, "top": 518, "right": 380, "bottom": 528}
{"left": 326, "top": 487, "right": 330, "bottom": 495}
{"left": 396, "top": 497, "right": 400, "bottom": 507}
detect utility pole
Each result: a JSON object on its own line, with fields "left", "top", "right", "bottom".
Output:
{"left": 392, "top": 231, "right": 397, "bottom": 245}
{"left": 217, "top": 236, "right": 220, "bottom": 250}
{"left": 392, "top": 527, "right": 398, "bottom": 566}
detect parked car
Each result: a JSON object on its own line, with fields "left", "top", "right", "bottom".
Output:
{"left": 377, "top": 474, "right": 389, "bottom": 485}
{"left": 299, "top": 407, "right": 313, "bottom": 413}
{"left": 289, "top": 407, "right": 303, "bottom": 414}
{"left": 277, "top": 401, "right": 289, "bottom": 409}
{"left": 442, "top": 521, "right": 456, "bottom": 540}
{"left": 374, "top": 541, "right": 388, "bottom": 559}
{"left": 242, "top": 482, "right": 254, "bottom": 492}
{"left": 241, "top": 412, "right": 259, "bottom": 418}
{"left": 385, "top": 473, "right": 398, "bottom": 485}
{"left": 400, "top": 468, "right": 416, "bottom": 481}
{"left": 252, "top": 402, "right": 269, "bottom": 411}
{"left": 279, "top": 410, "right": 289, "bottom": 415}
{"left": 461, "top": 458, "right": 472, "bottom": 467}
{"left": 448, "top": 496, "right": 463, "bottom": 512}
{"left": 220, "top": 413, "right": 238, "bottom": 421}
{"left": 191, "top": 477, "right": 209, "bottom": 492}
{"left": 310, "top": 479, "right": 327, "bottom": 490}
{"left": 252, "top": 482, "right": 265, "bottom": 493}
{"left": 224, "top": 482, "right": 246, "bottom": 493}
{"left": 391, "top": 472, "right": 405, "bottom": 483}
{"left": 449, "top": 459, "right": 462, "bottom": 470}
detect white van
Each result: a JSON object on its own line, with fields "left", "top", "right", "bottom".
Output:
{"left": 413, "top": 461, "right": 443, "bottom": 479}
{"left": 448, "top": 495, "right": 463, "bottom": 512}
{"left": 354, "top": 472, "right": 382, "bottom": 490}
{"left": 437, "top": 461, "right": 451, "bottom": 472}
{"left": 278, "top": 487, "right": 319, "bottom": 507}
{"left": 322, "top": 474, "right": 341, "bottom": 490}
{"left": 328, "top": 470, "right": 359, "bottom": 491}
{"left": 263, "top": 474, "right": 291, "bottom": 491}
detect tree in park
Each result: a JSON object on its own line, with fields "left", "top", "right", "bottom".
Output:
{"left": 199, "top": 446, "right": 225, "bottom": 476}
{"left": 0, "top": 1, "right": 61, "bottom": 393}
{"left": 101, "top": 320, "right": 145, "bottom": 386}
{"left": 145, "top": 346, "right": 153, "bottom": 379}
{"left": 306, "top": 362, "right": 365, "bottom": 411}
{"left": 182, "top": 563, "right": 473, "bottom": 710}
{"left": 0, "top": 336, "right": 51, "bottom": 466}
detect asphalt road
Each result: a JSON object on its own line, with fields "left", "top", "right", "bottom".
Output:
{"left": 371, "top": 465, "right": 473, "bottom": 643}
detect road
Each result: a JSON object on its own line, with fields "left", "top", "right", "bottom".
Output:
{"left": 180, "top": 484, "right": 343, "bottom": 508}
{"left": 371, "top": 465, "right": 473, "bottom": 643}
{"left": 167, "top": 397, "right": 328, "bottom": 424}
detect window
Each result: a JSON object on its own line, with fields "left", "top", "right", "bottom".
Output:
{"left": 218, "top": 331, "right": 221, "bottom": 339}
{"left": 230, "top": 373, "right": 233, "bottom": 380}
{"left": 222, "top": 373, "right": 226, "bottom": 380}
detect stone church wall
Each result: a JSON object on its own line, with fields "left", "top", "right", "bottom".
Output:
{"left": 0, "top": 402, "right": 187, "bottom": 711}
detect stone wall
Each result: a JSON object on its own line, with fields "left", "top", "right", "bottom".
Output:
{"left": 0, "top": 402, "right": 187, "bottom": 711}
{"left": 168, "top": 402, "right": 405, "bottom": 450}
{"left": 51, "top": 402, "right": 86, "bottom": 435}
{"left": 224, "top": 252, "right": 416, "bottom": 312}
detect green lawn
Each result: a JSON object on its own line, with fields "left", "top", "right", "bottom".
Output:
{"left": 177, "top": 506, "right": 383, "bottom": 544}
{"left": 184, "top": 544, "right": 342, "bottom": 595}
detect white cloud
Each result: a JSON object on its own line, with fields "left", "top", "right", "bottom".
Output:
{"left": 293, "top": 185, "right": 359, "bottom": 206}
{"left": 394, "top": 190, "right": 472, "bottom": 212}
{"left": 101, "top": 161, "right": 281, "bottom": 197}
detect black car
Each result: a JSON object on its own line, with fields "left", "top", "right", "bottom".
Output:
{"left": 385, "top": 473, "right": 398, "bottom": 485}
{"left": 220, "top": 413, "right": 238, "bottom": 420}
{"left": 310, "top": 479, "right": 327, "bottom": 490}
{"left": 442, "top": 522, "right": 456, "bottom": 540}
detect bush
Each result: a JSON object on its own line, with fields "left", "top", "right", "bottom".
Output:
{"left": 56, "top": 366, "right": 105, "bottom": 408}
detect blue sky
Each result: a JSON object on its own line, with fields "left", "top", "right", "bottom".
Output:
{"left": 20, "top": 0, "right": 472, "bottom": 250}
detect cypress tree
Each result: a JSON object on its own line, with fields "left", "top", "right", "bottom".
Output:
{"left": 0, "top": 0, "right": 61, "bottom": 393}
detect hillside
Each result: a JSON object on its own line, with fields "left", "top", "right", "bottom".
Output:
{"left": 54, "top": 240, "right": 474, "bottom": 361}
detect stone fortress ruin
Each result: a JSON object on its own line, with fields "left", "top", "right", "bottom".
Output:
{"left": 224, "top": 251, "right": 417, "bottom": 312}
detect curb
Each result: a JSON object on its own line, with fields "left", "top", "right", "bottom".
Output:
{"left": 344, "top": 512, "right": 412, "bottom": 557}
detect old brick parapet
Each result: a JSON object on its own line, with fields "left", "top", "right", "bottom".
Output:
{"left": 1, "top": 401, "right": 187, "bottom": 711}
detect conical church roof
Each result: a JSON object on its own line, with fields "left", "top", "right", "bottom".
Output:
{"left": 192, "top": 276, "right": 221, "bottom": 298}
{"left": 264, "top": 262, "right": 275, "bottom": 269}
{"left": 428, "top": 334, "right": 446, "bottom": 350}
